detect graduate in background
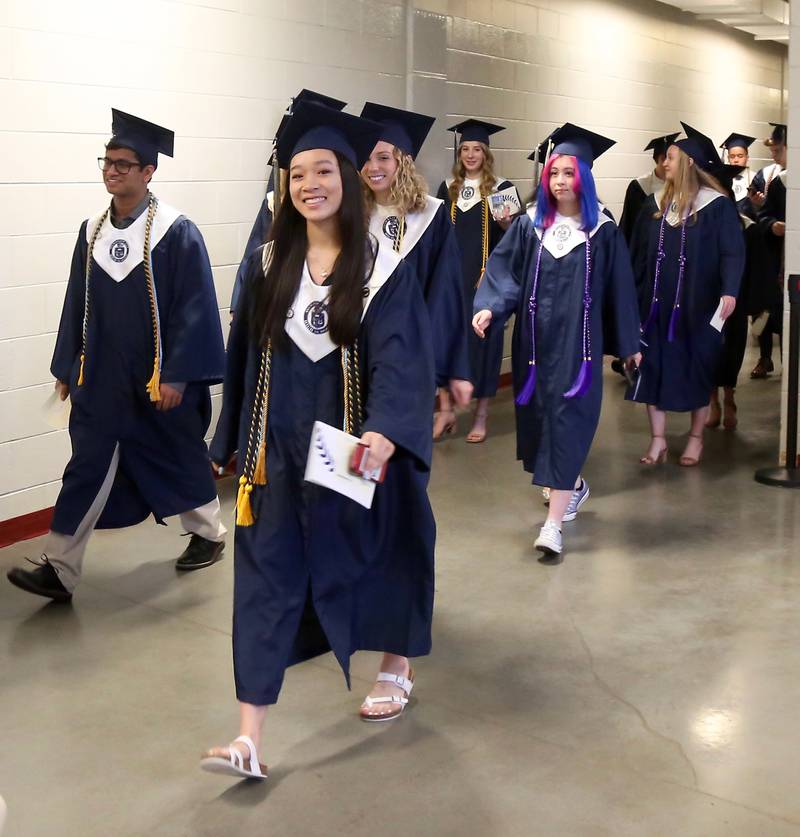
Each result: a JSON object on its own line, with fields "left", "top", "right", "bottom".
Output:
{"left": 202, "top": 103, "right": 436, "bottom": 779}
{"left": 748, "top": 123, "right": 787, "bottom": 380}
{"left": 437, "top": 120, "right": 520, "bottom": 443}
{"left": 706, "top": 132, "right": 758, "bottom": 430}
{"left": 6, "top": 110, "right": 227, "bottom": 603}
{"left": 618, "top": 132, "right": 680, "bottom": 244}
{"left": 229, "top": 90, "right": 347, "bottom": 316}
{"left": 720, "top": 133, "right": 757, "bottom": 220}
{"left": 360, "top": 102, "right": 472, "bottom": 436}
{"left": 472, "top": 124, "right": 641, "bottom": 558}
{"left": 627, "top": 127, "right": 745, "bottom": 466}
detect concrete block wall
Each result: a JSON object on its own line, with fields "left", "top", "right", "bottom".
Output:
{"left": 0, "top": 0, "right": 788, "bottom": 523}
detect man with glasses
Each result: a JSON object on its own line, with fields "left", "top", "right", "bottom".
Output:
{"left": 7, "top": 109, "right": 227, "bottom": 603}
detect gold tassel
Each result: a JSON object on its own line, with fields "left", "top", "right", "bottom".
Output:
{"left": 235, "top": 476, "right": 255, "bottom": 526}
{"left": 146, "top": 361, "right": 161, "bottom": 402}
{"left": 252, "top": 439, "right": 267, "bottom": 486}
{"left": 77, "top": 353, "right": 86, "bottom": 386}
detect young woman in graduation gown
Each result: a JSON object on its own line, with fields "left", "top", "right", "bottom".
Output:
{"left": 202, "top": 103, "right": 436, "bottom": 779}
{"left": 473, "top": 125, "right": 641, "bottom": 557}
{"left": 627, "top": 133, "right": 745, "bottom": 466}
{"left": 436, "top": 120, "right": 520, "bottom": 442}
{"left": 359, "top": 102, "right": 472, "bottom": 432}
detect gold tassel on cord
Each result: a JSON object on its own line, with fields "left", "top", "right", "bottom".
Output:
{"left": 146, "top": 361, "right": 161, "bottom": 402}
{"left": 235, "top": 476, "right": 255, "bottom": 526}
{"left": 252, "top": 439, "right": 267, "bottom": 486}
{"left": 77, "top": 353, "right": 86, "bottom": 386}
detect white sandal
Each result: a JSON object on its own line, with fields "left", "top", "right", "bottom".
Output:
{"left": 200, "top": 734, "right": 268, "bottom": 780}
{"left": 360, "top": 669, "right": 415, "bottom": 723}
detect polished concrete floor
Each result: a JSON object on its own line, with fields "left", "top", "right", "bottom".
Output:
{"left": 1, "top": 348, "right": 799, "bottom": 837}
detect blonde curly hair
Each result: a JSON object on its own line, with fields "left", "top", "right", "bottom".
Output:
{"left": 448, "top": 143, "right": 497, "bottom": 203}
{"left": 363, "top": 147, "right": 429, "bottom": 216}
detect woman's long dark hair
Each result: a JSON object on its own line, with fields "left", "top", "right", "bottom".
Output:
{"left": 250, "top": 151, "right": 369, "bottom": 350}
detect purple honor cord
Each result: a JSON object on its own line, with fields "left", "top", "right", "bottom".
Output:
{"left": 642, "top": 208, "right": 689, "bottom": 344}
{"left": 515, "top": 229, "right": 593, "bottom": 406}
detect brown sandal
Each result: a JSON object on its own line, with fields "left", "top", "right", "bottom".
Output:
{"left": 640, "top": 436, "right": 668, "bottom": 465}
{"left": 679, "top": 433, "right": 704, "bottom": 467}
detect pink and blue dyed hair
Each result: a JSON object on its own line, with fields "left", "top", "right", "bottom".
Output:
{"left": 532, "top": 154, "right": 599, "bottom": 231}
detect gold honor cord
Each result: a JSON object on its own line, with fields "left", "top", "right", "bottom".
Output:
{"left": 77, "top": 195, "right": 163, "bottom": 401}
{"left": 236, "top": 338, "right": 363, "bottom": 528}
{"left": 392, "top": 216, "right": 406, "bottom": 254}
{"left": 450, "top": 193, "right": 490, "bottom": 288}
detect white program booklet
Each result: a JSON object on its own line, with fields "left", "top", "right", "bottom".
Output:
{"left": 42, "top": 390, "right": 71, "bottom": 430}
{"left": 488, "top": 187, "right": 521, "bottom": 221}
{"left": 304, "top": 421, "right": 376, "bottom": 509}
{"left": 710, "top": 300, "right": 726, "bottom": 333}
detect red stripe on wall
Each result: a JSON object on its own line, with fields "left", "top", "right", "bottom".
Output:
{"left": 0, "top": 378, "right": 515, "bottom": 547}
{"left": 0, "top": 508, "right": 54, "bottom": 549}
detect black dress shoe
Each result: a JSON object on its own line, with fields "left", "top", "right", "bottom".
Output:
{"left": 610, "top": 358, "right": 626, "bottom": 377}
{"left": 7, "top": 562, "right": 72, "bottom": 602}
{"left": 175, "top": 535, "right": 224, "bottom": 572}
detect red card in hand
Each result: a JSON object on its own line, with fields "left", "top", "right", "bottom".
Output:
{"left": 350, "top": 443, "right": 388, "bottom": 483}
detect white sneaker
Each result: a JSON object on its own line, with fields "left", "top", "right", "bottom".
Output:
{"left": 534, "top": 521, "right": 562, "bottom": 556}
{"left": 562, "top": 479, "right": 590, "bottom": 523}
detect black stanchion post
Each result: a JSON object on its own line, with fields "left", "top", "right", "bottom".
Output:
{"left": 755, "top": 272, "right": 800, "bottom": 487}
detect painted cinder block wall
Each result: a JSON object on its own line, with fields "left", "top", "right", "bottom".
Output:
{"left": 0, "top": 0, "right": 787, "bottom": 524}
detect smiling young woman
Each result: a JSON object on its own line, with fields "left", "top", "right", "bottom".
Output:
{"left": 359, "top": 102, "right": 472, "bottom": 440}
{"left": 437, "top": 120, "right": 520, "bottom": 443}
{"left": 201, "top": 102, "right": 437, "bottom": 780}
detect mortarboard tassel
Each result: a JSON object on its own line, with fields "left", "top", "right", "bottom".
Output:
{"left": 235, "top": 476, "right": 255, "bottom": 527}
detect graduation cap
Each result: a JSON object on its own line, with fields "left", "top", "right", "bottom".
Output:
{"left": 548, "top": 122, "right": 615, "bottom": 168}
{"left": 720, "top": 133, "right": 756, "bottom": 152}
{"left": 527, "top": 131, "right": 557, "bottom": 163}
{"left": 765, "top": 122, "right": 787, "bottom": 147}
{"left": 715, "top": 163, "right": 746, "bottom": 194}
{"left": 677, "top": 122, "right": 722, "bottom": 173}
{"left": 644, "top": 132, "right": 681, "bottom": 159}
{"left": 449, "top": 118, "right": 505, "bottom": 147}
{"left": 110, "top": 109, "right": 174, "bottom": 168}
{"left": 275, "top": 101, "right": 383, "bottom": 170}
{"left": 273, "top": 89, "right": 347, "bottom": 148}
{"left": 359, "top": 102, "right": 435, "bottom": 160}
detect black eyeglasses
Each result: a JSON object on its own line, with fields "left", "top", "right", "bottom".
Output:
{"left": 97, "top": 157, "right": 142, "bottom": 174}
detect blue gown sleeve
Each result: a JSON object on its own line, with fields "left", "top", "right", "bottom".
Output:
{"left": 602, "top": 226, "right": 642, "bottom": 359}
{"left": 473, "top": 214, "right": 530, "bottom": 325}
{"left": 51, "top": 223, "right": 89, "bottom": 383}
{"left": 717, "top": 199, "right": 746, "bottom": 298}
{"left": 161, "top": 219, "right": 226, "bottom": 385}
{"left": 436, "top": 181, "right": 449, "bottom": 203}
{"left": 209, "top": 250, "right": 260, "bottom": 467}
{"left": 424, "top": 207, "right": 471, "bottom": 385}
{"left": 361, "top": 261, "right": 435, "bottom": 470}
{"left": 231, "top": 197, "right": 273, "bottom": 312}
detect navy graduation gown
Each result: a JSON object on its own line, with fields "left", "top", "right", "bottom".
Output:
{"left": 619, "top": 172, "right": 664, "bottom": 245}
{"left": 50, "top": 201, "right": 226, "bottom": 535}
{"left": 369, "top": 197, "right": 470, "bottom": 386}
{"left": 628, "top": 191, "right": 745, "bottom": 412}
{"left": 474, "top": 210, "right": 641, "bottom": 490}
{"left": 230, "top": 170, "right": 276, "bottom": 313}
{"left": 210, "top": 243, "right": 436, "bottom": 705}
{"left": 437, "top": 178, "right": 519, "bottom": 398}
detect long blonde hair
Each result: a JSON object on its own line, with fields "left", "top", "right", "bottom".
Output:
{"left": 448, "top": 143, "right": 497, "bottom": 202}
{"left": 363, "top": 148, "right": 428, "bottom": 216}
{"left": 657, "top": 149, "right": 726, "bottom": 221}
